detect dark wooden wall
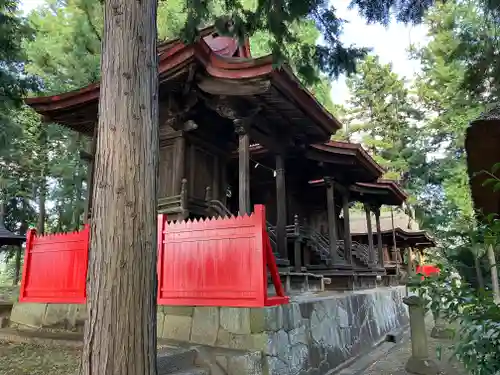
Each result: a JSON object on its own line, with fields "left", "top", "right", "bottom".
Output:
{"left": 157, "top": 119, "right": 228, "bottom": 203}
{"left": 158, "top": 124, "right": 184, "bottom": 198}
{"left": 186, "top": 140, "right": 226, "bottom": 201}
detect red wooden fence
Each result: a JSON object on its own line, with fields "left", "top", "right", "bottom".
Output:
{"left": 157, "top": 205, "right": 289, "bottom": 307}
{"left": 19, "top": 205, "right": 289, "bottom": 307}
{"left": 19, "top": 225, "right": 89, "bottom": 303}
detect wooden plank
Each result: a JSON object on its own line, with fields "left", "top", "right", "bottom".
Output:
{"left": 342, "top": 192, "right": 352, "bottom": 265}
{"left": 275, "top": 153, "right": 287, "bottom": 261}
{"left": 364, "top": 203, "right": 375, "bottom": 265}
{"left": 83, "top": 126, "right": 97, "bottom": 223}
{"left": 375, "top": 207, "right": 384, "bottom": 268}
{"left": 236, "top": 127, "right": 251, "bottom": 215}
{"left": 173, "top": 136, "right": 185, "bottom": 194}
{"left": 197, "top": 76, "right": 271, "bottom": 96}
{"left": 325, "top": 178, "right": 339, "bottom": 264}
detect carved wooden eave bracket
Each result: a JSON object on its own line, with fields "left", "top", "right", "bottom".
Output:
{"left": 162, "top": 89, "right": 199, "bottom": 132}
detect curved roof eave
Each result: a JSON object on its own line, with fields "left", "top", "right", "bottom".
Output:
{"left": 311, "top": 141, "right": 385, "bottom": 180}
{"left": 356, "top": 179, "right": 408, "bottom": 204}
{"left": 25, "top": 32, "right": 340, "bottom": 135}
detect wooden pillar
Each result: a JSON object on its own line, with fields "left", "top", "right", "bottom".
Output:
{"left": 234, "top": 121, "right": 250, "bottom": 215}
{"left": 374, "top": 206, "right": 384, "bottom": 268}
{"left": 342, "top": 191, "right": 352, "bottom": 265}
{"left": 364, "top": 203, "right": 375, "bottom": 265}
{"left": 325, "top": 177, "right": 339, "bottom": 264}
{"left": 83, "top": 126, "right": 98, "bottom": 224}
{"left": 275, "top": 153, "right": 287, "bottom": 260}
{"left": 293, "top": 214, "right": 301, "bottom": 272}
{"left": 391, "top": 207, "right": 399, "bottom": 275}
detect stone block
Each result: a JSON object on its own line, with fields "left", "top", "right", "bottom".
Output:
{"left": 288, "top": 325, "right": 308, "bottom": 345}
{"left": 289, "top": 344, "right": 309, "bottom": 375}
{"left": 267, "top": 356, "right": 288, "bottom": 375}
{"left": 161, "top": 314, "right": 192, "bottom": 341}
{"left": 191, "top": 307, "right": 219, "bottom": 346}
{"left": 162, "top": 306, "right": 194, "bottom": 317}
{"left": 216, "top": 328, "right": 230, "bottom": 347}
{"left": 265, "top": 306, "right": 283, "bottom": 332}
{"left": 250, "top": 308, "right": 265, "bottom": 333}
{"left": 215, "top": 355, "right": 228, "bottom": 371}
{"left": 268, "top": 329, "right": 290, "bottom": 361}
{"left": 157, "top": 311, "right": 165, "bottom": 337}
{"left": 217, "top": 329, "right": 268, "bottom": 351}
{"left": 66, "top": 304, "right": 86, "bottom": 329}
{"left": 227, "top": 351, "right": 264, "bottom": 375}
{"left": 220, "top": 307, "right": 251, "bottom": 334}
{"left": 9, "top": 302, "right": 47, "bottom": 328}
{"left": 282, "top": 303, "right": 303, "bottom": 331}
{"left": 44, "top": 304, "right": 72, "bottom": 328}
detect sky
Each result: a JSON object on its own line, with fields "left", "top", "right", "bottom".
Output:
{"left": 19, "top": 0, "right": 429, "bottom": 105}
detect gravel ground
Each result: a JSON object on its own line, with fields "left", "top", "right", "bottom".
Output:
{"left": 361, "top": 318, "right": 467, "bottom": 375}
{"left": 0, "top": 341, "right": 80, "bottom": 375}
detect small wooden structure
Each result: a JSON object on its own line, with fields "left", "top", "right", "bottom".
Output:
{"left": 24, "top": 29, "right": 411, "bottom": 294}
{"left": 0, "top": 202, "right": 26, "bottom": 285}
{"left": 351, "top": 209, "right": 436, "bottom": 281}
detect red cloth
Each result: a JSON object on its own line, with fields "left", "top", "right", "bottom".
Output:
{"left": 416, "top": 265, "right": 440, "bottom": 277}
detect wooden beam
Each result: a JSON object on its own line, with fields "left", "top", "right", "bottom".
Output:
{"left": 83, "top": 125, "right": 98, "bottom": 223}
{"left": 342, "top": 191, "right": 352, "bottom": 265}
{"left": 374, "top": 206, "right": 384, "bottom": 268}
{"left": 235, "top": 121, "right": 251, "bottom": 215}
{"left": 364, "top": 203, "right": 375, "bottom": 266}
{"left": 197, "top": 76, "right": 271, "bottom": 96}
{"left": 173, "top": 136, "right": 185, "bottom": 194}
{"left": 275, "top": 153, "right": 287, "bottom": 260}
{"left": 305, "top": 150, "right": 357, "bottom": 166}
{"left": 325, "top": 177, "right": 339, "bottom": 264}
{"left": 350, "top": 185, "right": 389, "bottom": 196}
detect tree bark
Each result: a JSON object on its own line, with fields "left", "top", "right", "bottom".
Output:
{"left": 80, "top": 0, "right": 159, "bottom": 374}
{"left": 473, "top": 249, "right": 484, "bottom": 290}
{"left": 13, "top": 199, "right": 29, "bottom": 285}
{"left": 487, "top": 244, "right": 500, "bottom": 304}
{"left": 72, "top": 133, "right": 84, "bottom": 230}
{"left": 37, "top": 127, "right": 47, "bottom": 235}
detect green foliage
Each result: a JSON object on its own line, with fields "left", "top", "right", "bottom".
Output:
{"left": 0, "top": 0, "right": 38, "bottom": 108}
{"left": 411, "top": 266, "right": 500, "bottom": 375}
{"left": 344, "top": 55, "right": 426, "bottom": 189}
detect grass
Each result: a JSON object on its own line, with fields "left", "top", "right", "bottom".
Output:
{"left": 0, "top": 285, "right": 19, "bottom": 302}
{"left": 0, "top": 341, "right": 80, "bottom": 375}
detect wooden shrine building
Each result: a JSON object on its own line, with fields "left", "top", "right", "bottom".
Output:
{"left": 351, "top": 208, "right": 436, "bottom": 277}
{"left": 25, "top": 29, "right": 410, "bottom": 289}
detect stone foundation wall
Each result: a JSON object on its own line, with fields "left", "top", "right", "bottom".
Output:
{"left": 10, "top": 302, "right": 86, "bottom": 330}
{"left": 9, "top": 286, "right": 408, "bottom": 375}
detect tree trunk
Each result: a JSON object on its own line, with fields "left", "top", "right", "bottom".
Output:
{"left": 36, "top": 125, "right": 47, "bottom": 235}
{"left": 14, "top": 199, "right": 30, "bottom": 285}
{"left": 487, "top": 244, "right": 500, "bottom": 304}
{"left": 72, "top": 134, "right": 84, "bottom": 230}
{"left": 79, "top": 0, "right": 159, "bottom": 374}
{"left": 474, "top": 249, "right": 484, "bottom": 291}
